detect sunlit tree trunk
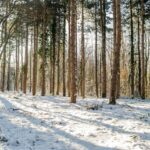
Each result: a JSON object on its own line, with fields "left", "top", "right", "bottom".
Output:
{"left": 70, "top": 0, "right": 77, "bottom": 103}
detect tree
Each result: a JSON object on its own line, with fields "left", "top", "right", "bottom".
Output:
{"left": 109, "top": 0, "right": 121, "bottom": 104}
{"left": 70, "top": 0, "right": 77, "bottom": 103}
{"left": 80, "top": 0, "right": 85, "bottom": 98}
{"left": 141, "top": 0, "right": 145, "bottom": 99}
{"left": 23, "top": 24, "right": 28, "bottom": 94}
{"left": 95, "top": 0, "right": 99, "bottom": 98}
{"left": 41, "top": 4, "right": 47, "bottom": 96}
{"left": 56, "top": 9, "right": 61, "bottom": 95}
{"left": 100, "top": 0, "right": 107, "bottom": 98}
{"left": 15, "top": 36, "right": 19, "bottom": 91}
{"left": 62, "top": 5, "right": 66, "bottom": 96}
{"left": 32, "top": 10, "right": 38, "bottom": 95}
{"left": 130, "top": 0, "right": 134, "bottom": 98}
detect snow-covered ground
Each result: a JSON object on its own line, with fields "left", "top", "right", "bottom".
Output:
{"left": 0, "top": 92, "right": 150, "bottom": 150}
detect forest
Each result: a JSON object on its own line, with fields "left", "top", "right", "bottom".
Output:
{"left": 0, "top": 0, "right": 150, "bottom": 150}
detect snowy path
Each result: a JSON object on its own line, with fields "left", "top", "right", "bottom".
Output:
{"left": 0, "top": 92, "right": 150, "bottom": 150}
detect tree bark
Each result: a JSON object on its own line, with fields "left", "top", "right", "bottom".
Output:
{"left": 67, "top": 0, "right": 71, "bottom": 97}
{"left": 63, "top": 7, "right": 66, "bottom": 96}
{"left": 95, "top": 0, "right": 98, "bottom": 98}
{"left": 23, "top": 24, "right": 28, "bottom": 94}
{"left": 141, "top": 0, "right": 145, "bottom": 99}
{"left": 137, "top": 12, "right": 141, "bottom": 97}
{"left": 41, "top": 7, "right": 47, "bottom": 96}
{"left": 130, "top": 0, "right": 134, "bottom": 98}
{"left": 70, "top": 0, "right": 77, "bottom": 103}
{"left": 15, "top": 36, "right": 19, "bottom": 91}
{"left": 32, "top": 20, "right": 38, "bottom": 95}
{"left": 56, "top": 13, "right": 61, "bottom": 95}
{"left": 109, "top": 0, "right": 121, "bottom": 104}
{"left": 80, "top": 0, "right": 85, "bottom": 98}
{"left": 100, "top": 0, "right": 107, "bottom": 98}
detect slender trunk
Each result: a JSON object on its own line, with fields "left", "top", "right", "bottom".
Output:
{"left": 7, "top": 43, "right": 11, "bottom": 91}
{"left": 145, "top": 34, "right": 149, "bottom": 97}
{"left": 137, "top": 13, "right": 141, "bottom": 96}
{"left": 67, "top": 0, "right": 71, "bottom": 97}
{"left": 130, "top": 0, "right": 134, "bottom": 98}
{"left": 50, "top": 39, "right": 53, "bottom": 93}
{"left": 141, "top": 0, "right": 145, "bottom": 99}
{"left": 80, "top": 0, "right": 85, "bottom": 98}
{"left": 15, "top": 37, "right": 19, "bottom": 91}
{"left": 32, "top": 21, "right": 38, "bottom": 95}
{"left": 1, "top": 6, "right": 7, "bottom": 92}
{"left": 100, "top": 0, "right": 107, "bottom": 98}
{"left": 95, "top": 0, "right": 98, "bottom": 97}
{"left": 56, "top": 14, "right": 61, "bottom": 95}
{"left": 23, "top": 24, "right": 28, "bottom": 94}
{"left": 30, "top": 34, "right": 33, "bottom": 92}
{"left": 63, "top": 7, "right": 66, "bottom": 96}
{"left": 99, "top": 52, "right": 102, "bottom": 96}
{"left": 52, "top": 17, "right": 56, "bottom": 95}
{"left": 70, "top": 0, "right": 77, "bottom": 103}
{"left": 20, "top": 34, "right": 23, "bottom": 91}
{"left": 1, "top": 30, "right": 7, "bottom": 91}
{"left": 41, "top": 8, "right": 47, "bottom": 96}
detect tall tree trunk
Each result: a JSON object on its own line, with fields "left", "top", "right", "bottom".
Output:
{"left": 100, "top": 0, "right": 107, "bottom": 98}
{"left": 29, "top": 34, "right": 33, "bottom": 92}
{"left": 99, "top": 52, "right": 102, "bottom": 96}
{"left": 130, "top": 0, "right": 134, "bottom": 98}
{"left": 15, "top": 37, "right": 19, "bottom": 91}
{"left": 49, "top": 39, "right": 53, "bottom": 94}
{"left": 52, "top": 17, "right": 56, "bottom": 95}
{"left": 1, "top": 37, "right": 6, "bottom": 92}
{"left": 20, "top": 34, "right": 24, "bottom": 91}
{"left": 32, "top": 21, "right": 38, "bottom": 95}
{"left": 7, "top": 42, "right": 11, "bottom": 91}
{"left": 145, "top": 33, "right": 149, "bottom": 97}
{"left": 41, "top": 8, "right": 47, "bottom": 96}
{"left": 67, "top": 0, "right": 71, "bottom": 97}
{"left": 56, "top": 14, "right": 61, "bottom": 95}
{"left": 1, "top": 2, "right": 8, "bottom": 92}
{"left": 109, "top": 0, "right": 121, "bottom": 104}
{"left": 23, "top": 24, "right": 28, "bottom": 94}
{"left": 137, "top": 12, "right": 141, "bottom": 96}
{"left": 70, "top": 0, "right": 77, "bottom": 103}
{"left": 141, "top": 0, "right": 145, "bottom": 99}
{"left": 63, "top": 7, "right": 66, "bottom": 96}
{"left": 80, "top": 0, "right": 85, "bottom": 98}
{"left": 95, "top": 0, "right": 98, "bottom": 97}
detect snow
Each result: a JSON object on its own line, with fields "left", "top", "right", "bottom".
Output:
{"left": 0, "top": 92, "right": 150, "bottom": 150}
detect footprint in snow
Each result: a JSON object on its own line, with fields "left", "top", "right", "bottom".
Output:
{"left": 0, "top": 136, "right": 8, "bottom": 143}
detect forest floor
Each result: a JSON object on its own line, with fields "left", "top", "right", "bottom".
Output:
{"left": 0, "top": 92, "right": 150, "bottom": 150}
